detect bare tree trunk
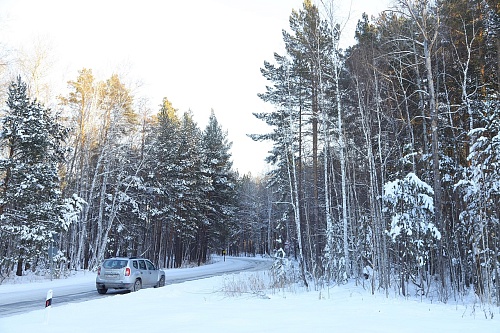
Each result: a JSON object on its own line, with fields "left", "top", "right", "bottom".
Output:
{"left": 373, "top": 66, "right": 390, "bottom": 294}
{"left": 267, "top": 190, "right": 273, "bottom": 256}
{"left": 286, "top": 63, "right": 309, "bottom": 288}
{"left": 412, "top": 38, "right": 429, "bottom": 156}
{"left": 335, "top": 45, "right": 350, "bottom": 279}
{"left": 321, "top": 0, "right": 350, "bottom": 279}
{"left": 92, "top": 159, "right": 110, "bottom": 267}
{"left": 424, "top": 36, "right": 446, "bottom": 297}
{"left": 354, "top": 74, "right": 380, "bottom": 293}
{"left": 312, "top": 86, "right": 320, "bottom": 273}
{"left": 496, "top": 208, "right": 500, "bottom": 304}
{"left": 322, "top": 95, "right": 334, "bottom": 275}
{"left": 76, "top": 147, "right": 104, "bottom": 269}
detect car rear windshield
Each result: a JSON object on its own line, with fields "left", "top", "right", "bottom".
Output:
{"left": 103, "top": 259, "right": 128, "bottom": 269}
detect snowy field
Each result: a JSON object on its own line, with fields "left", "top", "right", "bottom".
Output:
{"left": 1, "top": 257, "right": 499, "bottom": 333}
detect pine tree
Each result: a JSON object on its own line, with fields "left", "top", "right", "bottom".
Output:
{"left": 383, "top": 172, "right": 440, "bottom": 296}
{"left": 175, "top": 111, "right": 210, "bottom": 266}
{"left": 0, "top": 76, "right": 69, "bottom": 276}
{"left": 457, "top": 98, "right": 500, "bottom": 302}
{"left": 254, "top": 0, "right": 334, "bottom": 285}
{"left": 201, "top": 110, "right": 236, "bottom": 263}
{"left": 146, "top": 98, "right": 181, "bottom": 267}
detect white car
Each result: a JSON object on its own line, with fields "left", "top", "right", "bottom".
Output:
{"left": 96, "top": 257, "right": 166, "bottom": 294}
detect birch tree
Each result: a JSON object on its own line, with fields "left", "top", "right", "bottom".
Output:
{"left": 320, "top": 0, "right": 351, "bottom": 280}
{"left": 59, "top": 68, "right": 98, "bottom": 269}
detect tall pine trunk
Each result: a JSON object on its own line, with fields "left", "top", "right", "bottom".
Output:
{"left": 286, "top": 63, "right": 309, "bottom": 288}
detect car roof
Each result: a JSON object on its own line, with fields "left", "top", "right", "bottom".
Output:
{"left": 104, "top": 257, "right": 145, "bottom": 260}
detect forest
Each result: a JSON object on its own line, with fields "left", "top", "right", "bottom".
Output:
{"left": 0, "top": 0, "right": 499, "bottom": 307}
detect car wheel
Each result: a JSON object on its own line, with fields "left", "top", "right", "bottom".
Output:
{"left": 133, "top": 279, "right": 142, "bottom": 292}
{"left": 156, "top": 276, "right": 165, "bottom": 288}
{"left": 97, "top": 287, "right": 107, "bottom": 295}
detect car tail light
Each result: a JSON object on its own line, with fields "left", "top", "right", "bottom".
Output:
{"left": 125, "top": 267, "right": 131, "bottom": 276}
{"left": 97, "top": 267, "right": 101, "bottom": 275}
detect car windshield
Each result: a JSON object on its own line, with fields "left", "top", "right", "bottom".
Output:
{"left": 103, "top": 259, "right": 128, "bottom": 269}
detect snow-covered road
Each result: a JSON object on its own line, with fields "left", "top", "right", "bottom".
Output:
{"left": 0, "top": 256, "right": 272, "bottom": 318}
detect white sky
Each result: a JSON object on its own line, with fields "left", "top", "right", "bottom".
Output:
{"left": 0, "top": 0, "right": 392, "bottom": 175}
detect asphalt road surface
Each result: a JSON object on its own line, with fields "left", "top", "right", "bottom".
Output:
{"left": 0, "top": 256, "right": 272, "bottom": 318}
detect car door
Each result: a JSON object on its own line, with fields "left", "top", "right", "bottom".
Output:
{"left": 145, "top": 260, "right": 159, "bottom": 287}
{"left": 137, "top": 259, "right": 152, "bottom": 287}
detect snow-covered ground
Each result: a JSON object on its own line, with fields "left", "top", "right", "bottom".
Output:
{"left": 1, "top": 257, "right": 499, "bottom": 332}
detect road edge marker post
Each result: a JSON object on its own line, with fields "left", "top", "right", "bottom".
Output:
{"left": 45, "top": 289, "right": 53, "bottom": 325}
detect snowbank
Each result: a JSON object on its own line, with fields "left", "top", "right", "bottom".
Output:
{"left": 1, "top": 265, "right": 499, "bottom": 333}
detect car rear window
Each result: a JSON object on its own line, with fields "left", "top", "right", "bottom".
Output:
{"left": 103, "top": 259, "right": 128, "bottom": 269}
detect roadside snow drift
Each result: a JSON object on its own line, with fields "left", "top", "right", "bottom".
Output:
{"left": 0, "top": 258, "right": 499, "bottom": 333}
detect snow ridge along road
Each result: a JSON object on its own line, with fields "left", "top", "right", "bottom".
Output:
{"left": 0, "top": 256, "right": 272, "bottom": 318}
